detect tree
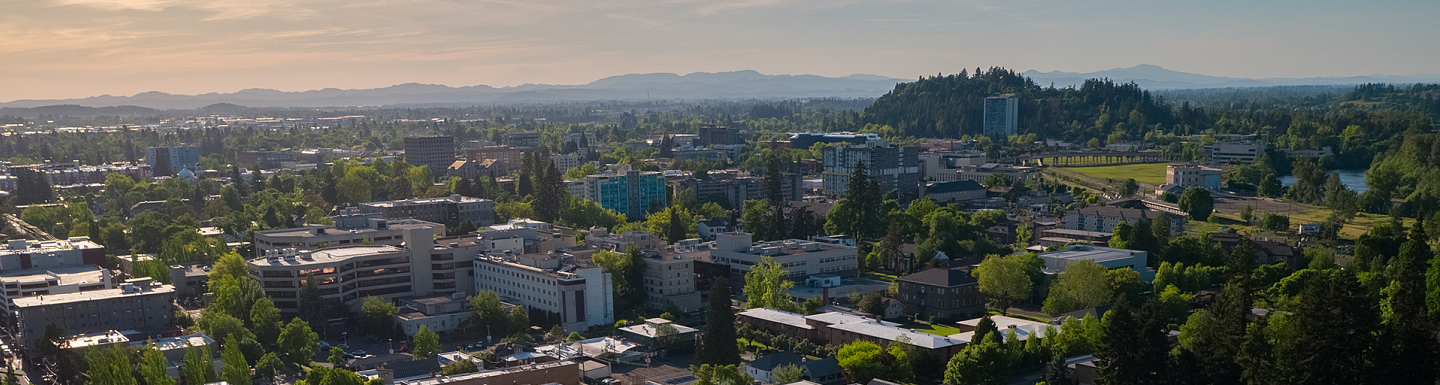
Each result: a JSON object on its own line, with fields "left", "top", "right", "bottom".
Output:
{"left": 1257, "top": 173, "right": 1282, "bottom": 198}
{"left": 183, "top": 342, "right": 218, "bottom": 385}
{"left": 698, "top": 278, "right": 741, "bottom": 365}
{"left": 1262, "top": 213, "right": 1290, "bottom": 233}
{"left": 413, "top": 325, "right": 441, "bottom": 360}
{"left": 85, "top": 344, "right": 136, "bottom": 385}
{"left": 1381, "top": 221, "right": 1436, "bottom": 383}
{"left": 329, "top": 347, "right": 348, "bottom": 368}
{"left": 943, "top": 332, "right": 1008, "bottom": 385}
{"left": 1120, "top": 178, "right": 1139, "bottom": 197}
{"left": 743, "top": 256, "right": 801, "bottom": 312}
{"left": 1240, "top": 205, "right": 1254, "bottom": 224}
{"left": 360, "top": 296, "right": 398, "bottom": 336}
{"left": 567, "top": 332, "right": 585, "bottom": 342}
{"left": 223, "top": 336, "right": 252, "bottom": 385}
{"left": 140, "top": 342, "right": 177, "bottom": 385}
{"left": 1177, "top": 188, "right": 1214, "bottom": 221}
{"left": 251, "top": 297, "right": 283, "bottom": 349}
{"left": 278, "top": 317, "right": 320, "bottom": 367}
{"left": 440, "top": 359, "right": 480, "bottom": 376}
{"left": 974, "top": 254, "right": 1033, "bottom": 314}
{"left": 771, "top": 363, "right": 805, "bottom": 384}
{"left": 654, "top": 323, "right": 680, "bottom": 352}
{"left": 470, "top": 291, "right": 510, "bottom": 337}
{"left": 1042, "top": 260, "right": 1112, "bottom": 315}
{"left": 255, "top": 353, "right": 284, "bottom": 381}
{"left": 691, "top": 364, "right": 754, "bottom": 385}
{"left": 837, "top": 340, "right": 912, "bottom": 384}
{"left": 532, "top": 160, "right": 565, "bottom": 223}
{"left": 508, "top": 304, "right": 531, "bottom": 335}
{"left": 1094, "top": 299, "right": 1142, "bottom": 385}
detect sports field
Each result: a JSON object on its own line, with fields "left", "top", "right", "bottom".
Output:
{"left": 1061, "top": 163, "right": 1172, "bottom": 184}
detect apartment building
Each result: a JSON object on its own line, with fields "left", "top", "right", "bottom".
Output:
{"left": 982, "top": 96, "right": 1019, "bottom": 137}
{"left": 404, "top": 136, "right": 457, "bottom": 173}
{"left": 1, "top": 238, "right": 107, "bottom": 272}
{"left": 18, "top": 162, "right": 152, "bottom": 187}
{"left": 548, "top": 153, "right": 581, "bottom": 174}
{"left": 946, "top": 163, "right": 1039, "bottom": 184}
{"left": 472, "top": 250, "right": 614, "bottom": 332}
{"left": 466, "top": 145, "right": 523, "bottom": 173}
{"left": 0, "top": 266, "right": 113, "bottom": 313}
{"left": 360, "top": 195, "right": 496, "bottom": 227}
{"left": 582, "top": 169, "right": 667, "bottom": 219}
{"left": 14, "top": 278, "right": 175, "bottom": 351}
{"left": 1065, "top": 206, "right": 1185, "bottom": 235}
{"left": 683, "top": 232, "right": 858, "bottom": 283}
{"left": 145, "top": 146, "right": 200, "bottom": 176}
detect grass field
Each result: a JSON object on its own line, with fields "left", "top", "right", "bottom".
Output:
{"left": 899, "top": 322, "right": 961, "bottom": 336}
{"left": 1061, "top": 163, "right": 1174, "bottom": 184}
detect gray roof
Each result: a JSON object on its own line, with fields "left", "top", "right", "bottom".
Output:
{"left": 897, "top": 267, "right": 976, "bottom": 287}
{"left": 924, "top": 180, "right": 985, "bottom": 194}
{"left": 749, "top": 351, "right": 803, "bottom": 371}
{"left": 803, "top": 356, "right": 842, "bottom": 378}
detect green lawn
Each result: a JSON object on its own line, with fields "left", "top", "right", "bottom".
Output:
{"left": 1061, "top": 163, "right": 1174, "bottom": 185}
{"left": 899, "top": 322, "right": 961, "bottom": 336}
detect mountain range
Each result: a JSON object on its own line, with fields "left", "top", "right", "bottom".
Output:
{"left": 0, "top": 70, "right": 910, "bottom": 111}
{"left": 1023, "top": 64, "right": 1440, "bottom": 90}
{"left": 4, "top": 66, "right": 1438, "bottom": 114}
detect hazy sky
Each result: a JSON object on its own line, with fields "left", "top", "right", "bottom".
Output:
{"left": 2, "top": 0, "right": 1437, "bottom": 101}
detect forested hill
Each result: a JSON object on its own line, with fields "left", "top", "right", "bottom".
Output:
{"left": 1342, "top": 83, "right": 1440, "bottom": 116}
{"left": 860, "top": 67, "right": 1187, "bottom": 141}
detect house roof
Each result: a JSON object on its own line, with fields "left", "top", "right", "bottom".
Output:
{"left": 803, "top": 356, "right": 842, "bottom": 378}
{"left": 748, "top": 351, "right": 803, "bottom": 371}
{"left": 1074, "top": 206, "right": 1148, "bottom": 220}
{"left": 738, "top": 308, "right": 814, "bottom": 330}
{"left": 897, "top": 267, "right": 976, "bottom": 287}
{"left": 868, "top": 380, "right": 903, "bottom": 385}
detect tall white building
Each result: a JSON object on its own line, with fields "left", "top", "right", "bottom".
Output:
{"left": 473, "top": 250, "right": 614, "bottom": 332}
{"left": 982, "top": 96, "right": 1018, "bottom": 137}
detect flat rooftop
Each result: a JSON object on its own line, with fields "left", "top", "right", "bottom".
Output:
{"left": 1039, "top": 246, "right": 1138, "bottom": 265}
{"left": 1, "top": 238, "right": 103, "bottom": 255}
{"left": 248, "top": 245, "right": 402, "bottom": 267}
{"left": 133, "top": 332, "right": 214, "bottom": 351}
{"left": 0, "top": 265, "right": 109, "bottom": 286}
{"left": 13, "top": 284, "right": 174, "bottom": 308}
{"left": 361, "top": 195, "right": 492, "bottom": 208}
{"left": 256, "top": 219, "right": 439, "bottom": 237}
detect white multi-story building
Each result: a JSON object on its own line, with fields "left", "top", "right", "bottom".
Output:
{"left": 683, "top": 232, "right": 859, "bottom": 283}
{"left": 1166, "top": 164, "right": 1222, "bottom": 190}
{"left": 1206, "top": 135, "right": 1266, "bottom": 165}
{"left": 920, "top": 151, "right": 986, "bottom": 180}
{"left": 0, "top": 266, "right": 113, "bottom": 313}
{"left": 395, "top": 294, "right": 474, "bottom": 336}
{"left": 1037, "top": 245, "right": 1154, "bottom": 281}
{"left": 983, "top": 96, "right": 1018, "bottom": 137}
{"left": 254, "top": 210, "right": 443, "bottom": 253}
{"left": 548, "top": 153, "right": 581, "bottom": 174}
{"left": 473, "top": 250, "right": 614, "bottom": 332}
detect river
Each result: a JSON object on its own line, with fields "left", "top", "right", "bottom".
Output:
{"left": 1280, "top": 169, "right": 1368, "bottom": 193}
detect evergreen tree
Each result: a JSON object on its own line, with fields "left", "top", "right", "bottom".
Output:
{"left": 697, "top": 278, "right": 741, "bottom": 366}
{"left": 1283, "top": 269, "right": 1379, "bottom": 384}
{"left": 1237, "top": 317, "right": 1276, "bottom": 385}
{"left": 667, "top": 205, "right": 688, "bottom": 244}
{"left": 84, "top": 344, "right": 136, "bottom": 385}
{"left": 533, "top": 160, "right": 563, "bottom": 223}
{"left": 764, "top": 158, "right": 784, "bottom": 204}
{"left": 183, "top": 342, "right": 217, "bottom": 385}
{"left": 139, "top": 342, "right": 176, "bottom": 385}
{"left": 1190, "top": 238, "right": 1254, "bottom": 385}
{"left": 1095, "top": 298, "right": 1142, "bottom": 385}
{"left": 222, "top": 336, "right": 251, "bottom": 385}
{"left": 1381, "top": 219, "right": 1436, "bottom": 383}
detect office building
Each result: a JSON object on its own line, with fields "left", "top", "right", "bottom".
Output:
{"left": 620, "top": 318, "right": 699, "bottom": 350}
{"left": 822, "top": 146, "right": 920, "bottom": 202}
{"left": 699, "top": 125, "right": 742, "bottom": 146}
{"left": 946, "top": 163, "right": 1039, "bottom": 184}
{"left": 18, "top": 162, "right": 152, "bottom": 187}
{"left": 682, "top": 232, "right": 858, "bottom": 283}
{"left": 0, "top": 266, "right": 113, "bottom": 313}
{"left": 920, "top": 151, "right": 986, "bottom": 180}
{"left": 582, "top": 169, "right": 667, "bottom": 219}
{"left": 895, "top": 267, "right": 984, "bottom": 321}
{"left": 1, "top": 238, "right": 107, "bottom": 272}
{"left": 1166, "top": 164, "right": 1222, "bottom": 190}
{"left": 548, "top": 153, "right": 581, "bottom": 174}
{"left": 254, "top": 210, "right": 444, "bottom": 253}
{"left": 1037, "top": 245, "right": 1154, "bottom": 281}
{"left": 790, "top": 133, "right": 887, "bottom": 150}
{"left": 473, "top": 250, "right": 614, "bottom": 332}
{"left": 145, "top": 146, "right": 200, "bottom": 176}
{"left": 396, "top": 294, "right": 474, "bottom": 336}
{"left": 1207, "top": 135, "right": 1266, "bottom": 165}
{"left": 738, "top": 308, "right": 967, "bottom": 357}
{"left": 404, "top": 136, "right": 456, "bottom": 173}
{"left": 14, "top": 278, "right": 175, "bottom": 351}
{"left": 360, "top": 194, "right": 496, "bottom": 227}
{"left": 567, "top": 133, "right": 599, "bottom": 156}
{"left": 502, "top": 132, "right": 541, "bottom": 148}
{"left": 982, "top": 96, "right": 1018, "bottom": 137}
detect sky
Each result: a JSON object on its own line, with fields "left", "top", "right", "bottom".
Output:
{"left": 2, "top": 0, "right": 1438, "bottom": 101}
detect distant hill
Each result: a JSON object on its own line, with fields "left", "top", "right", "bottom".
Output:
{"left": 0, "top": 71, "right": 911, "bottom": 110}
{"left": 0, "top": 104, "right": 162, "bottom": 118}
{"left": 1025, "top": 64, "right": 1440, "bottom": 90}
